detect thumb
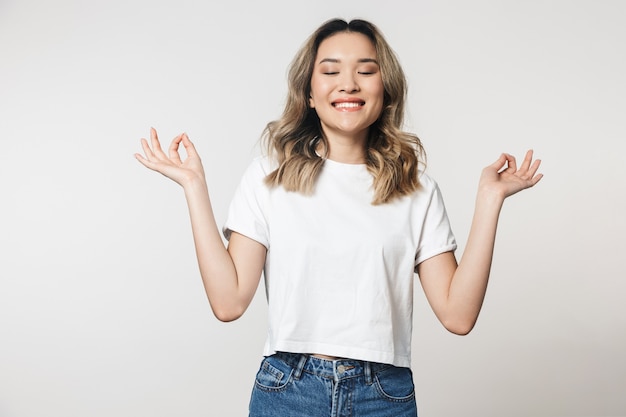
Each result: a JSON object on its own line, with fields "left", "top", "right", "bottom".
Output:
{"left": 488, "top": 153, "right": 508, "bottom": 171}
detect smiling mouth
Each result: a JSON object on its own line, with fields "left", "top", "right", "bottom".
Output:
{"left": 332, "top": 101, "right": 365, "bottom": 109}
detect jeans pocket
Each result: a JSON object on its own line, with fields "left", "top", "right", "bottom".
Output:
{"left": 254, "top": 355, "right": 295, "bottom": 392}
{"left": 373, "top": 365, "right": 416, "bottom": 402}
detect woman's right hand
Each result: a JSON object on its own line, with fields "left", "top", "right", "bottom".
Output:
{"left": 135, "top": 127, "right": 206, "bottom": 188}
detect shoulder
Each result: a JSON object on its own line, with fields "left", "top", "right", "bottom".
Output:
{"left": 241, "top": 155, "right": 277, "bottom": 180}
{"left": 417, "top": 170, "right": 442, "bottom": 194}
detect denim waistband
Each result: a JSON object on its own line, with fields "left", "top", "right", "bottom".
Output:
{"left": 273, "top": 351, "right": 392, "bottom": 383}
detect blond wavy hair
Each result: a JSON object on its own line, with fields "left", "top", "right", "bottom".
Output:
{"left": 263, "top": 18, "right": 424, "bottom": 204}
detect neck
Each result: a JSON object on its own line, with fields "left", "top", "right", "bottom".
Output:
{"left": 319, "top": 133, "right": 367, "bottom": 164}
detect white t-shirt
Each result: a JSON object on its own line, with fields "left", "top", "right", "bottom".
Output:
{"left": 223, "top": 155, "right": 456, "bottom": 367}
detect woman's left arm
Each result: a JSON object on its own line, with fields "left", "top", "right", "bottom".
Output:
{"left": 417, "top": 150, "right": 543, "bottom": 335}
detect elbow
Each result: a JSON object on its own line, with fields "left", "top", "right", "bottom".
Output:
{"left": 211, "top": 304, "right": 245, "bottom": 323}
{"left": 442, "top": 318, "right": 476, "bottom": 336}
{"left": 447, "top": 326, "right": 473, "bottom": 336}
{"left": 214, "top": 311, "right": 242, "bottom": 323}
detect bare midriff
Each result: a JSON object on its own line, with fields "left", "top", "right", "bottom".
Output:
{"left": 311, "top": 353, "right": 342, "bottom": 360}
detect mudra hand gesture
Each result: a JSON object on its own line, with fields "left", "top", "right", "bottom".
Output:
{"left": 135, "top": 127, "right": 206, "bottom": 188}
{"left": 479, "top": 150, "right": 543, "bottom": 200}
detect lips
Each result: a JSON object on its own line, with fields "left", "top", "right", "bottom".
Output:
{"left": 332, "top": 99, "right": 365, "bottom": 110}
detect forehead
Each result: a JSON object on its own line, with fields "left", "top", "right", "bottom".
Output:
{"left": 315, "top": 32, "right": 377, "bottom": 60}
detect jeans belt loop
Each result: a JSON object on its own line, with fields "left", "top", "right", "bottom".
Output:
{"left": 364, "top": 361, "right": 373, "bottom": 385}
{"left": 293, "top": 354, "right": 308, "bottom": 380}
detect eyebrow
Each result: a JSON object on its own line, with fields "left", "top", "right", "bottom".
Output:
{"left": 318, "top": 58, "right": 379, "bottom": 65}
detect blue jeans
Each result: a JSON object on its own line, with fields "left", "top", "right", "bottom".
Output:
{"left": 249, "top": 352, "right": 418, "bottom": 417}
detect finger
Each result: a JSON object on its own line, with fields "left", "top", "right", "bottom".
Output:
{"left": 529, "top": 172, "right": 544, "bottom": 186}
{"left": 168, "top": 134, "right": 185, "bottom": 164}
{"left": 505, "top": 153, "right": 517, "bottom": 173}
{"left": 525, "top": 158, "right": 543, "bottom": 186}
{"left": 519, "top": 149, "right": 534, "bottom": 173}
{"left": 140, "top": 137, "right": 156, "bottom": 160}
{"left": 527, "top": 158, "right": 541, "bottom": 178}
{"left": 135, "top": 152, "right": 148, "bottom": 164}
{"left": 181, "top": 133, "right": 200, "bottom": 158}
{"left": 150, "top": 127, "right": 167, "bottom": 158}
{"left": 135, "top": 152, "right": 157, "bottom": 170}
{"left": 489, "top": 153, "right": 508, "bottom": 171}
{"left": 525, "top": 167, "right": 544, "bottom": 187}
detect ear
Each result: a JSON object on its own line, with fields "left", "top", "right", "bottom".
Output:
{"left": 309, "top": 96, "right": 315, "bottom": 108}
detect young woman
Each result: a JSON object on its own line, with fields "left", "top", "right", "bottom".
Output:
{"left": 136, "top": 18, "right": 542, "bottom": 417}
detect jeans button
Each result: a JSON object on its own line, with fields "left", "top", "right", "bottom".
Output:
{"left": 337, "top": 365, "right": 346, "bottom": 374}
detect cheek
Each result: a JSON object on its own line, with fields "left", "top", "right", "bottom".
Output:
{"left": 370, "top": 82, "right": 385, "bottom": 112}
{"left": 309, "top": 77, "right": 321, "bottom": 107}
{"left": 373, "top": 80, "right": 385, "bottom": 101}
{"left": 310, "top": 78, "right": 327, "bottom": 96}
{"left": 310, "top": 81, "right": 333, "bottom": 109}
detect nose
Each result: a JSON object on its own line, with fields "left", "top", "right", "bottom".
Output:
{"left": 338, "top": 72, "right": 360, "bottom": 93}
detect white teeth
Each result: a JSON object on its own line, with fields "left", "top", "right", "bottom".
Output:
{"left": 334, "top": 102, "right": 362, "bottom": 108}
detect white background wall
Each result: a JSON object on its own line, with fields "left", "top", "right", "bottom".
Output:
{"left": 1, "top": 0, "right": 624, "bottom": 416}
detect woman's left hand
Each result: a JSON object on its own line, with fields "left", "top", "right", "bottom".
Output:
{"left": 479, "top": 150, "right": 543, "bottom": 199}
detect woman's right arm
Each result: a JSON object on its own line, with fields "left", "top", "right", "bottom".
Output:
{"left": 135, "top": 128, "right": 266, "bottom": 322}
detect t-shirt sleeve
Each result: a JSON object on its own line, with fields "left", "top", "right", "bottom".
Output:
{"left": 414, "top": 177, "right": 457, "bottom": 267}
{"left": 222, "top": 157, "right": 270, "bottom": 249}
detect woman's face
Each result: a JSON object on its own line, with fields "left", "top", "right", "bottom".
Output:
{"left": 309, "top": 32, "right": 384, "bottom": 145}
